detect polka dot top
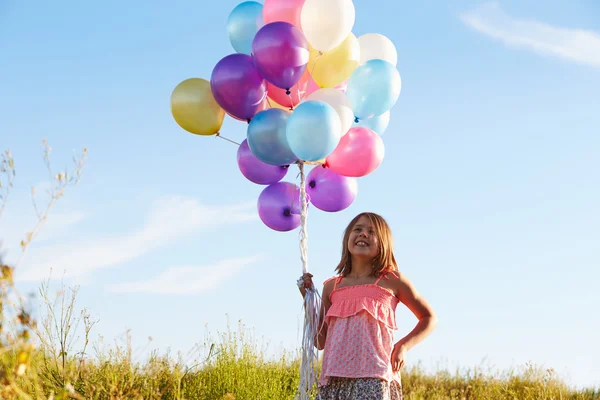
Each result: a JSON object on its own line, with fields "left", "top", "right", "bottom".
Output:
{"left": 319, "top": 271, "right": 401, "bottom": 387}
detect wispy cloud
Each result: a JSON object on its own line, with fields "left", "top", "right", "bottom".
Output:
{"left": 459, "top": 2, "right": 600, "bottom": 68}
{"left": 108, "top": 254, "right": 264, "bottom": 295}
{"left": 15, "top": 196, "right": 257, "bottom": 282}
{"left": 1, "top": 209, "right": 85, "bottom": 252}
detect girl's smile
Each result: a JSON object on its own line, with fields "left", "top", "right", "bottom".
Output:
{"left": 348, "top": 215, "right": 379, "bottom": 259}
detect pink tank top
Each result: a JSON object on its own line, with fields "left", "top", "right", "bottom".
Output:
{"left": 319, "top": 272, "right": 401, "bottom": 387}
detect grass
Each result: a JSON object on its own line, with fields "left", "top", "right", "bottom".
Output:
{"left": 0, "top": 316, "right": 599, "bottom": 399}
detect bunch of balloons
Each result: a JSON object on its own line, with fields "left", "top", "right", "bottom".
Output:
{"left": 171, "top": 0, "right": 401, "bottom": 232}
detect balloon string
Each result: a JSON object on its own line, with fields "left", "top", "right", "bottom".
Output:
{"left": 291, "top": 51, "right": 324, "bottom": 111}
{"left": 298, "top": 163, "right": 309, "bottom": 275}
{"left": 215, "top": 132, "right": 240, "bottom": 146}
{"left": 311, "top": 51, "right": 323, "bottom": 78}
{"left": 297, "top": 161, "right": 321, "bottom": 399}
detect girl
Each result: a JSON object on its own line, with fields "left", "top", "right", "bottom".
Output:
{"left": 298, "top": 212, "right": 438, "bottom": 400}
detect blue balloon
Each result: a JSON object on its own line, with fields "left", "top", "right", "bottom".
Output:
{"left": 353, "top": 111, "right": 391, "bottom": 135}
{"left": 346, "top": 59, "right": 401, "bottom": 120}
{"left": 247, "top": 109, "right": 298, "bottom": 166}
{"left": 227, "top": 1, "right": 264, "bottom": 55}
{"left": 286, "top": 100, "right": 342, "bottom": 162}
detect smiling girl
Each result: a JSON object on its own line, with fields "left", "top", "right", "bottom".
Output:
{"left": 299, "top": 212, "right": 438, "bottom": 400}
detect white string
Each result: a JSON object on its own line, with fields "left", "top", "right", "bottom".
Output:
{"left": 296, "top": 162, "right": 322, "bottom": 400}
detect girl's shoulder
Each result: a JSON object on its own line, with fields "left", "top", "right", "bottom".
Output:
{"left": 322, "top": 275, "right": 341, "bottom": 293}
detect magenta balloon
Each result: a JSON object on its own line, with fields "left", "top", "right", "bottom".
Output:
{"left": 252, "top": 22, "right": 309, "bottom": 90}
{"left": 306, "top": 166, "right": 358, "bottom": 212}
{"left": 211, "top": 53, "right": 268, "bottom": 121}
{"left": 237, "top": 139, "right": 289, "bottom": 184}
{"left": 257, "top": 182, "right": 304, "bottom": 231}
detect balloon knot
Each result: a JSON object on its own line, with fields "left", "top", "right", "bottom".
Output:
{"left": 286, "top": 89, "right": 291, "bottom": 95}
{"left": 283, "top": 208, "right": 292, "bottom": 217}
{"left": 247, "top": 119, "right": 251, "bottom": 124}
{"left": 309, "top": 181, "right": 316, "bottom": 188}
{"left": 354, "top": 117, "right": 359, "bottom": 123}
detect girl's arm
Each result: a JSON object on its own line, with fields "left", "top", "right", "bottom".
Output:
{"left": 315, "top": 280, "right": 334, "bottom": 350}
{"left": 299, "top": 274, "right": 334, "bottom": 350}
{"left": 393, "top": 271, "right": 438, "bottom": 351}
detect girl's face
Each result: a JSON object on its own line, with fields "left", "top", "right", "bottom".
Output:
{"left": 348, "top": 215, "right": 379, "bottom": 260}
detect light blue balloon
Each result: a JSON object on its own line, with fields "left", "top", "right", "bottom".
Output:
{"left": 227, "top": 1, "right": 264, "bottom": 55}
{"left": 346, "top": 59, "right": 401, "bottom": 120}
{"left": 353, "top": 111, "right": 391, "bottom": 135}
{"left": 286, "top": 101, "right": 342, "bottom": 162}
{"left": 247, "top": 109, "right": 298, "bottom": 166}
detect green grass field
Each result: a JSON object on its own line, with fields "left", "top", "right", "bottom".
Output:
{"left": 1, "top": 319, "right": 598, "bottom": 400}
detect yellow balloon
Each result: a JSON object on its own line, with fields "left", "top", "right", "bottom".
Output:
{"left": 170, "top": 78, "right": 225, "bottom": 136}
{"left": 266, "top": 98, "right": 290, "bottom": 111}
{"left": 308, "top": 33, "right": 360, "bottom": 88}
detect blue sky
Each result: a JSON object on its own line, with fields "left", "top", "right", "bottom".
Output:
{"left": 1, "top": 0, "right": 599, "bottom": 389}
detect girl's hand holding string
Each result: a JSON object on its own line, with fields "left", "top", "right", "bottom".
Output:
{"left": 297, "top": 272, "right": 314, "bottom": 298}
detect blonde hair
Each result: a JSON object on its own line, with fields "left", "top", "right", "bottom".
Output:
{"left": 335, "top": 212, "right": 398, "bottom": 277}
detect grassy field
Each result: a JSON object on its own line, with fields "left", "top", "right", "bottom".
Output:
{"left": 1, "top": 317, "right": 598, "bottom": 400}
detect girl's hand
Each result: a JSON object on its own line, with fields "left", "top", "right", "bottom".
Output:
{"left": 390, "top": 343, "right": 407, "bottom": 373}
{"left": 298, "top": 273, "right": 314, "bottom": 298}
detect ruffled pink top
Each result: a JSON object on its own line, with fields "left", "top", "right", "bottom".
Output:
{"left": 319, "top": 271, "right": 401, "bottom": 387}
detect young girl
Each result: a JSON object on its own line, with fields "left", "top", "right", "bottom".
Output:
{"left": 298, "top": 212, "right": 438, "bottom": 400}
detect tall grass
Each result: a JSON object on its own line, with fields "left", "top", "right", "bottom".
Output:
{"left": 1, "top": 143, "right": 598, "bottom": 399}
{"left": 1, "top": 312, "right": 599, "bottom": 399}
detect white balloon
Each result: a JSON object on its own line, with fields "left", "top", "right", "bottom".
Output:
{"left": 306, "top": 88, "right": 354, "bottom": 136}
{"left": 301, "top": 0, "right": 355, "bottom": 52}
{"left": 358, "top": 33, "right": 398, "bottom": 66}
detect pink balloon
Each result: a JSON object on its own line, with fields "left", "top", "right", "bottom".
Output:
{"left": 263, "top": 0, "right": 305, "bottom": 29}
{"left": 325, "top": 127, "right": 385, "bottom": 177}
{"left": 267, "top": 68, "right": 312, "bottom": 108}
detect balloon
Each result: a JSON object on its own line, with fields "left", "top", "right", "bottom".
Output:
{"left": 170, "top": 78, "right": 225, "bottom": 135}
{"left": 286, "top": 100, "right": 342, "bottom": 162}
{"left": 266, "top": 67, "right": 312, "bottom": 109}
{"left": 305, "top": 88, "right": 353, "bottom": 136}
{"left": 306, "top": 166, "right": 357, "bottom": 212}
{"left": 226, "top": 96, "right": 269, "bottom": 122}
{"left": 346, "top": 59, "right": 401, "bottom": 120}
{"left": 227, "top": 1, "right": 264, "bottom": 55}
{"left": 247, "top": 108, "right": 298, "bottom": 165}
{"left": 265, "top": 97, "right": 289, "bottom": 110}
{"left": 326, "top": 127, "right": 384, "bottom": 177}
{"left": 211, "top": 54, "right": 267, "bottom": 121}
{"left": 263, "top": 0, "right": 305, "bottom": 29}
{"left": 237, "top": 139, "right": 289, "bottom": 184}
{"left": 308, "top": 33, "right": 360, "bottom": 88}
{"left": 252, "top": 22, "right": 309, "bottom": 90}
{"left": 358, "top": 33, "right": 398, "bottom": 66}
{"left": 353, "top": 111, "right": 390, "bottom": 135}
{"left": 306, "top": 76, "right": 348, "bottom": 94}
{"left": 300, "top": 0, "right": 355, "bottom": 52}
{"left": 257, "top": 182, "right": 304, "bottom": 231}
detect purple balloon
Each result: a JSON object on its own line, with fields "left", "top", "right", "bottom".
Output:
{"left": 211, "top": 53, "right": 267, "bottom": 121}
{"left": 237, "top": 139, "right": 288, "bottom": 184}
{"left": 306, "top": 166, "right": 358, "bottom": 212}
{"left": 252, "top": 22, "right": 309, "bottom": 90}
{"left": 257, "top": 182, "right": 305, "bottom": 231}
